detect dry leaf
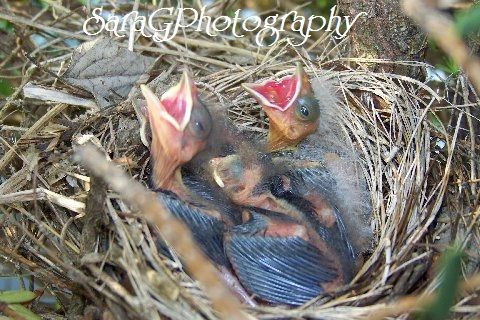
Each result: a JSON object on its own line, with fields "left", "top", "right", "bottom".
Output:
{"left": 63, "top": 37, "right": 155, "bottom": 109}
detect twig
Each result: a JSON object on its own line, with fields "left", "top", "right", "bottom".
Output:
{"left": 81, "top": 172, "right": 108, "bottom": 254}
{"left": 0, "top": 11, "right": 92, "bottom": 41}
{"left": 0, "top": 188, "right": 85, "bottom": 214}
{"left": 0, "top": 104, "right": 69, "bottom": 173}
{"left": 0, "top": 11, "right": 235, "bottom": 69}
{"left": 173, "top": 36, "right": 266, "bottom": 60}
{"left": 368, "top": 272, "right": 480, "bottom": 320}
{"left": 0, "top": 66, "right": 35, "bottom": 122}
{"left": 22, "top": 82, "right": 98, "bottom": 109}
{"left": 135, "top": 44, "right": 234, "bottom": 68}
{"left": 74, "top": 144, "right": 249, "bottom": 320}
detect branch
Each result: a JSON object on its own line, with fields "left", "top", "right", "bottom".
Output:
{"left": 74, "top": 144, "right": 249, "bottom": 320}
{"left": 402, "top": 0, "right": 480, "bottom": 93}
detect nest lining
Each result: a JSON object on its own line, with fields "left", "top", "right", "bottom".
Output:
{"left": 0, "top": 20, "right": 479, "bottom": 320}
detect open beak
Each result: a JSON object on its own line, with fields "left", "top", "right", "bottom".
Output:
{"left": 242, "top": 63, "right": 309, "bottom": 112}
{"left": 141, "top": 71, "right": 212, "bottom": 189}
{"left": 140, "top": 70, "right": 196, "bottom": 133}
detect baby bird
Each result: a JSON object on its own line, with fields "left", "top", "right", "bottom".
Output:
{"left": 242, "top": 63, "right": 319, "bottom": 152}
{"left": 140, "top": 71, "right": 253, "bottom": 305}
{"left": 242, "top": 64, "right": 373, "bottom": 255}
{"left": 209, "top": 153, "right": 356, "bottom": 305}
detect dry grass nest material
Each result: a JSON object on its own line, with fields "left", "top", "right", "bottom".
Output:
{"left": 0, "top": 17, "right": 479, "bottom": 320}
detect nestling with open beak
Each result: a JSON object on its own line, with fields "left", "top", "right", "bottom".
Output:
{"left": 242, "top": 63, "right": 320, "bottom": 152}
{"left": 243, "top": 64, "right": 373, "bottom": 255}
{"left": 209, "top": 153, "right": 356, "bottom": 305}
{"left": 141, "top": 71, "right": 211, "bottom": 195}
{"left": 140, "top": 72, "right": 254, "bottom": 305}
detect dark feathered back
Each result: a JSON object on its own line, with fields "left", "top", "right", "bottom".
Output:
{"left": 298, "top": 73, "right": 373, "bottom": 254}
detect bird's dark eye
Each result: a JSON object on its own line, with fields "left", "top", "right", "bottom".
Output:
{"left": 230, "top": 159, "right": 244, "bottom": 181}
{"left": 299, "top": 105, "right": 309, "bottom": 117}
{"left": 295, "top": 95, "right": 320, "bottom": 122}
{"left": 188, "top": 99, "right": 212, "bottom": 140}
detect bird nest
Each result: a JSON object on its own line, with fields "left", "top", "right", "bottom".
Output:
{"left": 1, "top": 15, "right": 479, "bottom": 320}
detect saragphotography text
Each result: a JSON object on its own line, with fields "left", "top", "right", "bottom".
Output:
{"left": 83, "top": 5, "right": 367, "bottom": 46}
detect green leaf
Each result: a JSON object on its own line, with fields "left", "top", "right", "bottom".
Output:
{"left": 313, "top": 0, "right": 336, "bottom": 12}
{"left": 53, "top": 301, "right": 62, "bottom": 312}
{"left": 417, "top": 247, "right": 464, "bottom": 320}
{"left": 455, "top": 5, "right": 480, "bottom": 37}
{"left": 427, "top": 112, "right": 444, "bottom": 133}
{"left": 0, "top": 291, "right": 37, "bottom": 304}
{"left": 0, "top": 79, "right": 14, "bottom": 97}
{"left": 0, "top": 19, "right": 13, "bottom": 33}
{"left": 436, "top": 57, "right": 459, "bottom": 76}
{"left": 225, "top": 8, "right": 236, "bottom": 17}
{"left": 5, "top": 304, "right": 41, "bottom": 320}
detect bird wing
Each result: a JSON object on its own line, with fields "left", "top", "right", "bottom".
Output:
{"left": 226, "top": 234, "right": 338, "bottom": 305}
{"left": 156, "top": 191, "right": 229, "bottom": 267}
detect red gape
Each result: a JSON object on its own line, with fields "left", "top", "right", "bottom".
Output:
{"left": 141, "top": 72, "right": 255, "bottom": 306}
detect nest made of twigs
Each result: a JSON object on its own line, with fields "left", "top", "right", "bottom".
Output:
{"left": 0, "top": 7, "right": 479, "bottom": 320}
